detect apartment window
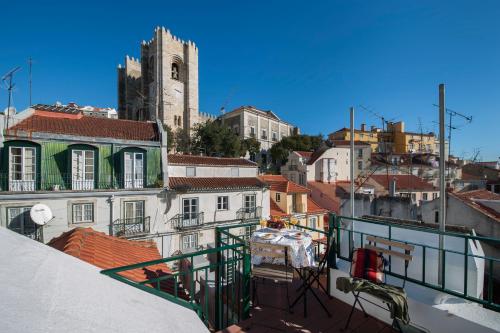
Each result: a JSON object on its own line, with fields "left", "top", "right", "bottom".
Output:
{"left": 358, "top": 149, "right": 363, "bottom": 158}
{"left": 72, "top": 149, "right": 94, "bottom": 190}
{"left": 72, "top": 203, "right": 94, "bottom": 224}
{"left": 250, "top": 127, "right": 255, "bottom": 137}
{"left": 244, "top": 194, "right": 256, "bottom": 212}
{"left": 434, "top": 211, "right": 439, "bottom": 223}
{"left": 423, "top": 193, "right": 428, "bottom": 201}
{"left": 261, "top": 129, "right": 267, "bottom": 140}
{"left": 357, "top": 161, "right": 363, "bottom": 171}
{"left": 231, "top": 167, "right": 239, "bottom": 177}
{"left": 233, "top": 125, "right": 239, "bottom": 135}
{"left": 276, "top": 193, "right": 281, "bottom": 202}
{"left": 182, "top": 233, "right": 198, "bottom": 250}
{"left": 124, "top": 151, "right": 144, "bottom": 189}
{"left": 124, "top": 200, "right": 144, "bottom": 223}
{"left": 290, "top": 174, "right": 296, "bottom": 182}
{"left": 9, "top": 146, "right": 36, "bottom": 191}
{"left": 432, "top": 193, "right": 438, "bottom": 200}
{"left": 7, "top": 206, "right": 36, "bottom": 237}
{"left": 299, "top": 173, "right": 305, "bottom": 186}
{"left": 309, "top": 216, "right": 317, "bottom": 230}
{"left": 186, "top": 166, "right": 196, "bottom": 177}
{"left": 183, "top": 198, "right": 199, "bottom": 226}
{"left": 217, "top": 196, "right": 229, "bottom": 210}
{"left": 272, "top": 131, "right": 278, "bottom": 142}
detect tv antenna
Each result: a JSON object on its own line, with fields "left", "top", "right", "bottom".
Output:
{"left": 2, "top": 66, "right": 21, "bottom": 129}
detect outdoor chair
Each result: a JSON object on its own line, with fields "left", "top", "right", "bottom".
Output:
{"left": 250, "top": 242, "right": 294, "bottom": 312}
{"left": 337, "top": 235, "right": 419, "bottom": 332}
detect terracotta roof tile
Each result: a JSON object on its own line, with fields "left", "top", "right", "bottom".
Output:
{"left": 294, "top": 151, "right": 313, "bottom": 158}
{"left": 451, "top": 190, "right": 500, "bottom": 222}
{"left": 259, "top": 175, "right": 310, "bottom": 193}
{"left": 270, "top": 199, "right": 286, "bottom": 216}
{"left": 307, "top": 197, "right": 328, "bottom": 214}
{"left": 168, "top": 154, "right": 257, "bottom": 167}
{"left": 48, "top": 228, "right": 187, "bottom": 299}
{"left": 169, "top": 177, "right": 267, "bottom": 190}
{"left": 9, "top": 112, "right": 159, "bottom": 142}
{"left": 369, "top": 174, "right": 436, "bottom": 191}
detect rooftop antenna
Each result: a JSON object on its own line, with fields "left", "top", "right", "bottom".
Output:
{"left": 2, "top": 66, "right": 22, "bottom": 129}
{"left": 432, "top": 104, "right": 472, "bottom": 178}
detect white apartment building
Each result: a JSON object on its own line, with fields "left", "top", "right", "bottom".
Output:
{"left": 158, "top": 154, "right": 270, "bottom": 256}
{"left": 220, "top": 106, "right": 298, "bottom": 167}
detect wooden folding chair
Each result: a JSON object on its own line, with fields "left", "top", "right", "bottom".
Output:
{"left": 250, "top": 242, "right": 294, "bottom": 312}
{"left": 342, "top": 236, "right": 415, "bottom": 332}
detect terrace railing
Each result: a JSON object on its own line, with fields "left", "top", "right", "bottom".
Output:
{"left": 334, "top": 214, "right": 500, "bottom": 311}
{"left": 100, "top": 216, "right": 335, "bottom": 331}
{"left": 0, "top": 173, "right": 162, "bottom": 192}
{"left": 111, "top": 217, "right": 150, "bottom": 237}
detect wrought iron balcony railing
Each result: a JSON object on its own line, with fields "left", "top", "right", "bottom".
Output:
{"left": 111, "top": 216, "right": 150, "bottom": 237}
{"left": 170, "top": 212, "right": 204, "bottom": 230}
{"left": 0, "top": 173, "right": 161, "bottom": 192}
{"left": 236, "top": 206, "right": 262, "bottom": 220}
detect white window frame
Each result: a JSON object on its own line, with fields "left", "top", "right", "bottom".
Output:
{"left": 230, "top": 167, "right": 239, "bottom": 177}
{"left": 261, "top": 129, "right": 267, "bottom": 139}
{"left": 124, "top": 151, "right": 144, "bottom": 189}
{"left": 423, "top": 193, "right": 428, "bottom": 201}
{"left": 358, "top": 149, "right": 363, "bottom": 158}
{"left": 272, "top": 131, "right": 278, "bottom": 141}
{"left": 186, "top": 166, "right": 196, "bottom": 177}
{"left": 182, "top": 197, "right": 199, "bottom": 226}
{"left": 9, "top": 146, "right": 36, "bottom": 191}
{"left": 250, "top": 126, "right": 255, "bottom": 137}
{"left": 182, "top": 233, "right": 198, "bottom": 250}
{"left": 217, "top": 196, "right": 229, "bottom": 210}
{"left": 7, "top": 206, "right": 36, "bottom": 237}
{"left": 244, "top": 194, "right": 256, "bottom": 212}
{"left": 123, "top": 200, "right": 144, "bottom": 223}
{"left": 72, "top": 149, "right": 95, "bottom": 190}
{"left": 309, "top": 216, "right": 318, "bottom": 230}
{"left": 72, "top": 203, "right": 94, "bottom": 224}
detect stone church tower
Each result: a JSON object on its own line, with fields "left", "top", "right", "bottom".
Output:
{"left": 118, "top": 27, "right": 214, "bottom": 133}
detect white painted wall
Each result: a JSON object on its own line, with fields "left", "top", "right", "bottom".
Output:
{"left": 168, "top": 165, "right": 257, "bottom": 177}
{"left": 308, "top": 147, "right": 350, "bottom": 182}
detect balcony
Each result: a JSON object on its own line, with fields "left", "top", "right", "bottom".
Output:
{"left": 100, "top": 216, "right": 500, "bottom": 333}
{"left": 236, "top": 206, "right": 262, "bottom": 220}
{"left": 170, "top": 212, "right": 204, "bottom": 230}
{"left": 111, "top": 217, "right": 150, "bottom": 237}
{"left": 0, "top": 173, "right": 162, "bottom": 192}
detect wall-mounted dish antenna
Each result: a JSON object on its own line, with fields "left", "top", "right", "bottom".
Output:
{"left": 30, "top": 204, "right": 53, "bottom": 226}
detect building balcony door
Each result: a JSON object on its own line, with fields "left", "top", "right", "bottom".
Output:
{"left": 124, "top": 152, "right": 144, "bottom": 189}
{"left": 182, "top": 198, "right": 199, "bottom": 227}
{"left": 72, "top": 150, "right": 94, "bottom": 190}
{"left": 9, "top": 147, "right": 36, "bottom": 191}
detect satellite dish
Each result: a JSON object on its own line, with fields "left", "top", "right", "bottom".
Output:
{"left": 30, "top": 204, "right": 53, "bottom": 226}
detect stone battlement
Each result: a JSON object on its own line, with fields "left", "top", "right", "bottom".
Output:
{"left": 139, "top": 26, "right": 197, "bottom": 51}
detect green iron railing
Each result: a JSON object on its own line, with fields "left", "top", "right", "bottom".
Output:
{"left": 100, "top": 216, "right": 336, "bottom": 331}
{"left": 334, "top": 214, "right": 500, "bottom": 311}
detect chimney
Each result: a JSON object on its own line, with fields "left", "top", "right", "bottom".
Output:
{"left": 361, "top": 123, "right": 366, "bottom": 132}
{"left": 389, "top": 177, "right": 397, "bottom": 196}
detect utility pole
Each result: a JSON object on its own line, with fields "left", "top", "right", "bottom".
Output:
{"left": 28, "top": 57, "right": 33, "bottom": 106}
{"left": 438, "top": 83, "right": 446, "bottom": 286}
{"left": 350, "top": 107, "right": 355, "bottom": 218}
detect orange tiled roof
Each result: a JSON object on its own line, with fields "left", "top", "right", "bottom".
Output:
{"left": 9, "top": 112, "right": 159, "bottom": 142}
{"left": 369, "top": 174, "right": 436, "bottom": 191}
{"left": 168, "top": 154, "right": 257, "bottom": 167}
{"left": 169, "top": 177, "right": 267, "bottom": 190}
{"left": 48, "top": 228, "right": 187, "bottom": 299}
{"left": 259, "top": 175, "right": 310, "bottom": 194}
{"left": 307, "top": 197, "right": 328, "bottom": 214}
{"left": 270, "top": 199, "right": 286, "bottom": 216}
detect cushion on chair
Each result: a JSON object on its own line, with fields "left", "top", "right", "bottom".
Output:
{"left": 351, "top": 248, "right": 384, "bottom": 283}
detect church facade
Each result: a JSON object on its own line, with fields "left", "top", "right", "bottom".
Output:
{"left": 117, "top": 27, "right": 214, "bottom": 134}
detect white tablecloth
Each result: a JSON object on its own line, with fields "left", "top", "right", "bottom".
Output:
{"left": 250, "top": 228, "right": 315, "bottom": 268}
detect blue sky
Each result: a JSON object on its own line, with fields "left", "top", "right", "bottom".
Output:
{"left": 1, "top": 0, "right": 499, "bottom": 160}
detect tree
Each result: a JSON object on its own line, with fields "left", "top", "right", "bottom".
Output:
{"left": 269, "top": 134, "right": 324, "bottom": 165}
{"left": 175, "top": 128, "right": 192, "bottom": 154}
{"left": 162, "top": 124, "right": 175, "bottom": 152}
{"left": 241, "top": 137, "right": 261, "bottom": 158}
{"left": 191, "top": 120, "right": 242, "bottom": 157}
